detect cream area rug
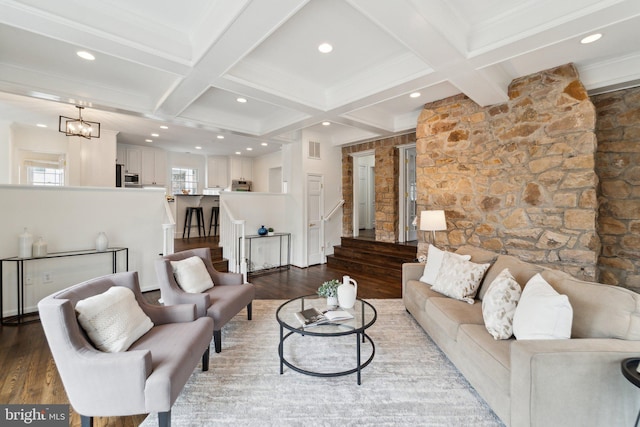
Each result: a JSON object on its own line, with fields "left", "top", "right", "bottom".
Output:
{"left": 141, "top": 299, "right": 504, "bottom": 427}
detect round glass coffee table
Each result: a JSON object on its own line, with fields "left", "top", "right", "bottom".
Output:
{"left": 276, "top": 295, "right": 377, "bottom": 385}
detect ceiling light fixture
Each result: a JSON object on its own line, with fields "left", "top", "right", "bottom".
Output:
{"left": 77, "top": 51, "right": 95, "bottom": 61}
{"left": 146, "top": 139, "right": 153, "bottom": 142}
{"left": 36, "top": 124, "right": 47, "bottom": 128}
{"left": 235, "top": 151, "right": 241, "bottom": 155}
{"left": 151, "top": 133, "right": 159, "bottom": 137}
{"left": 195, "top": 146, "right": 202, "bottom": 150}
{"left": 160, "top": 125, "right": 168, "bottom": 129}
{"left": 318, "top": 42, "right": 333, "bottom": 53}
{"left": 237, "top": 97, "right": 247, "bottom": 103}
{"left": 58, "top": 106, "right": 100, "bottom": 139}
{"left": 581, "top": 33, "right": 602, "bottom": 44}
{"left": 246, "top": 147, "right": 253, "bottom": 151}
{"left": 322, "top": 121, "right": 331, "bottom": 126}
{"left": 261, "top": 142, "right": 268, "bottom": 146}
{"left": 217, "top": 135, "right": 225, "bottom": 139}
{"left": 410, "top": 92, "right": 421, "bottom": 98}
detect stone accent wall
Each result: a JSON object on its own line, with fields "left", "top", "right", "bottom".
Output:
{"left": 593, "top": 87, "right": 640, "bottom": 290}
{"left": 342, "top": 133, "right": 415, "bottom": 242}
{"left": 416, "top": 64, "right": 600, "bottom": 280}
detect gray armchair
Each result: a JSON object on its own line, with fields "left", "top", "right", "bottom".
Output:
{"left": 38, "top": 271, "right": 214, "bottom": 427}
{"left": 155, "top": 248, "right": 255, "bottom": 353}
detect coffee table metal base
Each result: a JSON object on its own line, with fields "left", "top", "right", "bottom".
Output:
{"left": 278, "top": 327, "right": 375, "bottom": 385}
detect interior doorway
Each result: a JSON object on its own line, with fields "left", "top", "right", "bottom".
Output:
{"left": 399, "top": 145, "right": 417, "bottom": 242}
{"left": 306, "top": 173, "right": 324, "bottom": 266}
{"left": 352, "top": 152, "right": 375, "bottom": 238}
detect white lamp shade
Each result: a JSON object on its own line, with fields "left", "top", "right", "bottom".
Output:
{"left": 420, "top": 210, "right": 447, "bottom": 231}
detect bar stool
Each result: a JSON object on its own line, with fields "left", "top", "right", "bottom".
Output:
{"left": 208, "top": 206, "right": 220, "bottom": 236}
{"left": 182, "top": 207, "right": 205, "bottom": 238}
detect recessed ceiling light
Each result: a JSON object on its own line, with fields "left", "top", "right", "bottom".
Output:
{"left": 318, "top": 43, "right": 333, "bottom": 53}
{"left": 77, "top": 51, "right": 95, "bottom": 61}
{"left": 322, "top": 121, "right": 331, "bottom": 126}
{"left": 151, "top": 133, "right": 159, "bottom": 137}
{"left": 236, "top": 97, "right": 247, "bottom": 103}
{"left": 160, "top": 125, "right": 168, "bottom": 129}
{"left": 217, "top": 135, "right": 225, "bottom": 139}
{"left": 246, "top": 147, "right": 253, "bottom": 151}
{"left": 581, "top": 33, "right": 602, "bottom": 44}
{"left": 235, "top": 151, "right": 241, "bottom": 155}
{"left": 36, "top": 123, "right": 47, "bottom": 128}
{"left": 410, "top": 92, "right": 421, "bottom": 98}
{"left": 195, "top": 146, "right": 202, "bottom": 150}
{"left": 261, "top": 142, "right": 268, "bottom": 146}
{"left": 145, "top": 139, "right": 153, "bottom": 143}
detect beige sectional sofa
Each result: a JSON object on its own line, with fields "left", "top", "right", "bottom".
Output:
{"left": 402, "top": 245, "right": 640, "bottom": 427}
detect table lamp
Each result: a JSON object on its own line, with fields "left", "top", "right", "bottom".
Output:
{"left": 420, "top": 210, "right": 447, "bottom": 243}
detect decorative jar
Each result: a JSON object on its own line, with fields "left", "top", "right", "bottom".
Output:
{"left": 96, "top": 232, "right": 108, "bottom": 252}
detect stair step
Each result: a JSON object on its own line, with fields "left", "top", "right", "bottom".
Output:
{"left": 212, "top": 258, "right": 229, "bottom": 272}
{"left": 326, "top": 255, "right": 402, "bottom": 280}
{"left": 339, "top": 237, "right": 417, "bottom": 258}
{"left": 332, "top": 246, "right": 414, "bottom": 268}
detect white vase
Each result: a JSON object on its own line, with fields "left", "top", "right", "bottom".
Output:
{"left": 18, "top": 228, "right": 33, "bottom": 258}
{"left": 96, "top": 232, "right": 108, "bottom": 252}
{"left": 326, "top": 296, "right": 338, "bottom": 308}
{"left": 338, "top": 275, "right": 358, "bottom": 309}
{"left": 32, "top": 236, "right": 48, "bottom": 257}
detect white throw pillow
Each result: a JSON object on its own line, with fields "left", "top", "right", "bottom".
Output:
{"left": 431, "top": 252, "right": 490, "bottom": 304}
{"left": 170, "top": 256, "right": 214, "bottom": 293}
{"left": 512, "top": 273, "right": 573, "bottom": 340}
{"left": 75, "top": 286, "right": 154, "bottom": 353}
{"left": 482, "top": 268, "right": 521, "bottom": 340}
{"left": 419, "top": 244, "right": 471, "bottom": 285}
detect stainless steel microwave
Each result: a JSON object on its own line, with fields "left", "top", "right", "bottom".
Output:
{"left": 124, "top": 173, "right": 140, "bottom": 186}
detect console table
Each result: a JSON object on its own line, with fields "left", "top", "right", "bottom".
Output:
{"left": 0, "top": 247, "right": 128, "bottom": 325}
{"left": 240, "top": 233, "right": 291, "bottom": 277}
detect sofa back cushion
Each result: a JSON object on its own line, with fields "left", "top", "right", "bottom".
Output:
{"left": 479, "top": 255, "right": 543, "bottom": 300}
{"left": 455, "top": 245, "right": 499, "bottom": 265}
{"left": 541, "top": 269, "right": 640, "bottom": 340}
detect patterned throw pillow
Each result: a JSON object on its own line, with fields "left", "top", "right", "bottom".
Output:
{"left": 419, "top": 244, "right": 471, "bottom": 285}
{"left": 431, "top": 252, "right": 491, "bottom": 304}
{"left": 482, "top": 268, "right": 521, "bottom": 340}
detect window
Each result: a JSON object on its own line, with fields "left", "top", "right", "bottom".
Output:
{"left": 28, "top": 166, "right": 64, "bottom": 186}
{"left": 171, "top": 168, "right": 198, "bottom": 194}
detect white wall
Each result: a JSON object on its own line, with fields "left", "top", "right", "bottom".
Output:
{"left": 0, "top": 120, "right": 11, "bottom": 184}
{"left": 0, "top": 185, "right": 169, "bottom": 318}
{"left": 9, "top": 124, "right": 117, "bottom": 187}
{"left": 252, "top": 151, "right": 282, "bottom": 193}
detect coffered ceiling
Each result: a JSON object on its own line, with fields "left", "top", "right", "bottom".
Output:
{"left": 0, "top": 0, "right": 639, "bottom": 156}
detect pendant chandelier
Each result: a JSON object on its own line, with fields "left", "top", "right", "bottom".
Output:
{"left": 58, "top": 106, "right": 101, "bottom": 139}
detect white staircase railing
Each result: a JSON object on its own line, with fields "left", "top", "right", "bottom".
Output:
{"left": 220, "top": 199, "right": 247, "bottom": 283}
{"left": 162, "top": 198, "right": 176, "bottom": 255}
{"left": 324, "top": 199, "right": 344, "bottom": 222}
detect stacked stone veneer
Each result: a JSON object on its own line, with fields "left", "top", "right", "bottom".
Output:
{"left": 342, "top": 133, "right": 415, "bottom": 242}
{"left": 416, "top": 64, "right": 600, "bottom": 280}
{"left": 593, "top": 87, "right": 640, "bottom": 290}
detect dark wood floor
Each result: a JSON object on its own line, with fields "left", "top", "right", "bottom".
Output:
{"left": 1, "top": 239, "right": 402, "bottom": 427}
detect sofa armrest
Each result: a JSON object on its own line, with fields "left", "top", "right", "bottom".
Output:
{"left": 402, "top": 263, "right": 424, "bottom": 296}
{"left": 141, "top": 302, "right": 197, "bottom": 325}
{"left": 510, "top": 338, "right": 640, "bottom": 427}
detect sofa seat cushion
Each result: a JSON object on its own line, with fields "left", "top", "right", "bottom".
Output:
{"left": 129, "top": 317, "right": 213, "bottom": 411}
{"left": 405, "top": 279, "right": 447, "bottom": 311}
{"left": 205, "top": 284, "right": 255, "bottom": 330}
{"left": 457, "top": 324, "right": 512, "bottom": 397}
{"left": 425, "top": 296, "right": 484, "bottom": 341}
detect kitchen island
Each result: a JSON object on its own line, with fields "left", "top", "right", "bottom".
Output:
{"left": 174, "top": 194, "right": 220, "bottom": 238}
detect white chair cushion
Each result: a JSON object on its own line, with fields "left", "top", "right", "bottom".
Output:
{"left": 512, "top": 273, "right": 573, "bottom": 340}
{"left": 75, "top": 286, "right": 154, "bottom": 352}
{"left": 420, "top": 244, "right": 471, "bottom": 285}
{"left": 431, "top": 252, "right": 490, "bottom": 304}
{"left": 170, "top": 256, "right": 214, "bottom": 293}
{"left": 482, "top": 268, "right": 521, "bottom": 340}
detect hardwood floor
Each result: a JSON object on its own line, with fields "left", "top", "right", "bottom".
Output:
{"left": 0, "top": 242, "right": 402, "bottom": 427}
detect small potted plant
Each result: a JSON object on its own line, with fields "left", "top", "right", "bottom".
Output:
{"left": 268, "top": 227, "right": 274, "bottom": 236}
{"left": 317, "top": 279, "right": 340, "bottom": 307}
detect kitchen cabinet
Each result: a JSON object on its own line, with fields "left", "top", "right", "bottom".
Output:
{"left": 230, "top": 157, "right": 253, "bottom": 181}
{"left": 116, "top": 146, "right": 126, "bottom": 165}
{"left": 126, "top": 148, "right": 141, "bottom": 174}
{"left": 141, "top": 149, "right": 167, "bottom": 186}
{"left": 207, "top": 156, "right": 229, "bottom": 188}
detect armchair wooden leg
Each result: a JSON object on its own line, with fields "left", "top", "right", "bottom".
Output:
{"left": 202, "top": 347, "right": 210, "bottom": 371}
{"left": 213, "top": 330, "right": 222, "bottom": 353}
{"left": 80, "top": 415, "right": 93, "bottom": 427}
{"left": 247, "top": 302, "right": 253, "bottom": 321}
{"left": 158, "top": 410, "right": 171, "bottom": 427}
